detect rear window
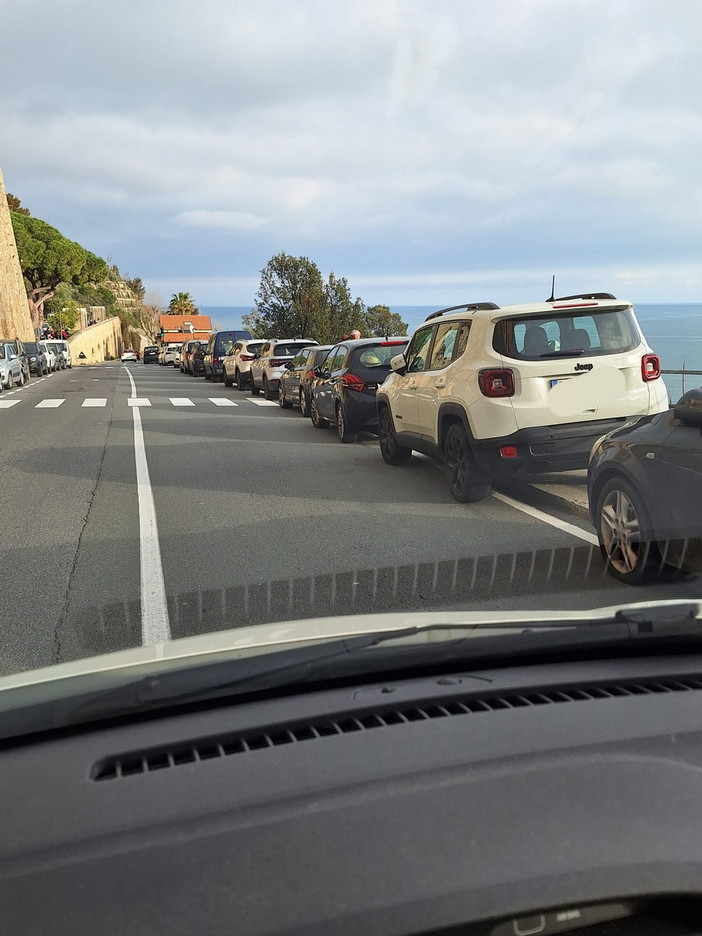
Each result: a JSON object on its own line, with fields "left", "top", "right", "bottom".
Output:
{"left": 273, "top": 342, "right": 315, "bottom": 356}
{"left": 492, "top": 308, "right": 639, "bottom": 360}
{"left": 355, "top": 342, "right": 409, "bottom": 368}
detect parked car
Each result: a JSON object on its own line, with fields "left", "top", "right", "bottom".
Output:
{"left": 160, "top": 343, "right": 181, "bottom": 366}
{"left": 121, "top": 349, "right": 138, "bottom": 363}
{"left": 376, "top": 293, "right": 669, "bottom": 503}
{"left": 250, "top": 339, "right": 319, "bottom": 399}
{"left": 180, "top": 340, "right": 206, "bottom": 374}
{"left": 588, "top": 386, "right": 702, "bottom": 585}
{"left": 0, "top": 342, "right": 26, "bottom": 388}
{"left": 309, "top": 339, "right": 409, "bottom": 441}
{"left": 4, "top": 338, "right": 30, "bottom": 382}
{"left": 22, "top": 341, "right": 48, "bottom": 376}
{"left": 203, "top": 330, "right": 253, "bottom": 382}
{"left": 45, "top": 340, "right": 71, "bottom": 369}
{"left": 222, "top": 339, "right": 265, "bottom": 389}
{"left": 143, "top": 345, "right": 159, "bottom": 364}
{"left": 190, "top": 341, "right": 208, "bottom": 377}
{"left": 278, "top": 345, "right": 333, "bottom": 414}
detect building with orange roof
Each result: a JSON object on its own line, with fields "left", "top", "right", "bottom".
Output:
{"left": 158, "top": 314, "right": 212, "bottom": 343}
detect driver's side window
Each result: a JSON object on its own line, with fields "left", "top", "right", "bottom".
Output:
{"left": 405, "top": 327, "right": 434, "bottom": 373}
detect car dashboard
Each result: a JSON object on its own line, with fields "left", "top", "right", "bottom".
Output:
{"left": 3, "top": 653, "right": 702, "bottom": 935}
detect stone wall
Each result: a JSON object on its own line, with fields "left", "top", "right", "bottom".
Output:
{"left": 0, "top": 169, "right": 34, "bottom": 341}
{"left": 68, "top": 317, "right": 123, "bottom": 364}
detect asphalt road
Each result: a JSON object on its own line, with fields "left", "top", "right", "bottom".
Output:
{"left": 1, "top": 361, "right": 699, "bottom": 677}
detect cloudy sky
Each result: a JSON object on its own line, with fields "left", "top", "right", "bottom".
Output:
{"left": 3, "top": 0, "right": 702, "bottom": 307}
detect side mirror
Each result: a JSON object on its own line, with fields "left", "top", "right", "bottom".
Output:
{"left": 674, "top": 388, "right": 702, "bottom": 429}
{"left": 9, "top": 353, "right": 17, "bottom": 360}
{"left": 390, "top": 352, "right": 407, "bottom": 376}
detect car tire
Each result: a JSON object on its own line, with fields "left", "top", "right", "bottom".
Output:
{"left": 204, "top": 369, "right": 212, "bottom": 381}
{"left": 299, "top": 389, "right": 309, "bottom": 416}
{"left": 250, "top": 373, "right": 261, "bottom": 396}
{"left": 263, "top": 376, "right": 275, "bottom": 400}
{"left": 378, "top": 407, "right": 412, "bottom": 465}
{"left": 595, "top": 475, "right": 663, "bottom": 585}
{"left": 235, "top": 369, "right": 245, "bottom": 391}
{"left": 336, "top": 403, "right": 357, "bottom": 443}
{"left": 223, "top": 372, "right": 233, "bottom": 388}
{"left": 278, "top": 384, "right": 292, "bottom": 408}
{"left": 18, "top": 370, "right": 25, "bottom": 387}
{"left": 310, "top": 396, "right": 328, "bottom": 428}
{"left": 444, "top": 423, "right": 491, "bottom": 503}
{"left": 7, "top": 372, "right": 14, "bottom": 389}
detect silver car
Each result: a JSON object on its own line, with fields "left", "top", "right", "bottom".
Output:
{"left": 44, "top": 340, "right": 72, "bottom": 369}
{"left": 0, "top": 342, "right": 26, "bottom": 388}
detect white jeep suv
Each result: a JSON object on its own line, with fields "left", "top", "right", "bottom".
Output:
{"left": 376, "top": 293, "right": 669, "bottom": 502}
{"left": 250, "top": 339, "right": 319, "bottom": 399}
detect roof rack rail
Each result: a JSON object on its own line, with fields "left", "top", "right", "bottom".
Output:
{"left": 424, "top": 301, "right": 499, "bottom": 321}
{"left": 550, "top": 292, "right": 617, "bottom": 302}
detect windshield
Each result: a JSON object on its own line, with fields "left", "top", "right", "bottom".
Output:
{"left": 0, "top": 2, "right": 700, "bottom": 729}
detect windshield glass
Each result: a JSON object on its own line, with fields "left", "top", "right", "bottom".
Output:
{"left": 0, "top": 1, "right": 700, "bottom": 730}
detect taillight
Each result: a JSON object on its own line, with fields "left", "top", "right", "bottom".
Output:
{"left": 307, "top": 368, "right": 316, "bottom": 379}
{"left": 641, "top": 353, "right": 661, "bottom": 381}
{"left": 240, "top": 354, "right": 255, "bottom": 361}
{"left": 213, "top": 355, "right": 219, "bottom": 364}
{"left": 270, "top": 358, "right": 288, "bottom": 367}
{"left": 479, "top": 368, "right": 515, "bottom": 397}
{"left": 341, "top": 373, "right": 365, "bottom": 391}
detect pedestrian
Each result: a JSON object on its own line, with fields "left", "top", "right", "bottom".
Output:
{"left": 350, "top": 329, "right": 361, "bottom": 339}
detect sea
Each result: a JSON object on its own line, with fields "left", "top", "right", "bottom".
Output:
{"left": 202, "top": 303, "right": 702, "bottom": 403}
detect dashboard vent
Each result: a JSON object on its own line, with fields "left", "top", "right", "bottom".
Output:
{"left": 92, "top": 675, "right": 702, "bottom": 781}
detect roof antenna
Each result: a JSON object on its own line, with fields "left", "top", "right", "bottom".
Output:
{"left": 547, "top": 274, "right": 556, "bottom": 302}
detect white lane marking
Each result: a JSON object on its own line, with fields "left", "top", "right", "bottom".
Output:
{"left": 491, "top": 490, "right": 598, "bottom": 546}
{"left": 35, "top": 399, "right": 65, "bottom": 408}
{"left": 125, "top": 366, "right": 171, "bottom": 645}
{"left": 0, "top": 399, "right": 20, "bottom": 408}
{"left": 169, "top": 397, "right": 195, "bottom": 406}
{"left": 82, "top": 398, "right": 107, "bottom": 407}
{"left": 247, "top": 398, "right": 279, "bottom": 407}
{"left": 128, "top": 398, "right": 151, "bottom": 407}
{"left": 209, "top": 397, "right": 238, "bottom": 406}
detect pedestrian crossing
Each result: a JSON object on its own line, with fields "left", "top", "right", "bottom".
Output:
{"left": 0, "top": 396, "right": 285, "bottom": 411}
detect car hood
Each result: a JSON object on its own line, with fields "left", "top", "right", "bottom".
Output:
{"left": 1, "top": 599, "right": 699, "bottom": 694}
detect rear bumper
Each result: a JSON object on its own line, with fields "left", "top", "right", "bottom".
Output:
{"left": 343, "top": 391, "right": 381, "bottom": 432}
{"left": 473, "top": 417, "right": 631, "bottom": 477}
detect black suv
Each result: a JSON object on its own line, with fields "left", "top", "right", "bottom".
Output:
{"left": 143, "top": 346, "right": 159, "bottom": 364}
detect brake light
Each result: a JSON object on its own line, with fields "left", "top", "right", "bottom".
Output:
{"left": 379, "top": 341, "right": 407, "bottom": 346}
{"left": 270, "top": 358, "right": 288, "bottom": 367}
{"left": 213, "top": 355, "right": 219, "bottom": 364}
{"left": 479, "top": 368, "right": 515, "bottom": 397}
{"left": 500, "top": 446, "right": 518, "bottom": 459}
{"left": 641, "top": 353, "right": 661, "bottom": 381}
{"left": 341, "top": 373, "right": 365, "bottom": 391}
{"left": 307, "top": 368, "right": 316, "bottom": 379}
{"left": 240, "top": 354, "right": 255, "bottom": 361}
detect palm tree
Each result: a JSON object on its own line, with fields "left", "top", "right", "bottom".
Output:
{"left": 168, "top": 292, "right": 198, "bottom": 315}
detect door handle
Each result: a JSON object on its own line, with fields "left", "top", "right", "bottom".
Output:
{"left": 435, "top": 379, "right": 446, "bottom": 389}
{"left": 408, "top": 382, "right": 418, "bottom": 390}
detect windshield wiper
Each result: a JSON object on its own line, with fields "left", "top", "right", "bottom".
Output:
{"left": 1, "top": 604, "right": 700, "bottom": 741}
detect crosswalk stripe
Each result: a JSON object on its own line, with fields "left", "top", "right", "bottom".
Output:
{"left": 128, "top": 398, "right": 151, "bottom": 407}
{"left": 82, "top": 398, "right": 107, "bottom": 407}
{"left": 35, "top": 399, "right": 65, "bottom": 408}
{"left": 209, "top": 398, "right": 238, "bottom": 406}
{"left": 0, "top": 399, "right": 20, "bottom": 408}
{"left": 169, "top": 398, "right": 195, "bottom": 406}
{"left": 247, "top": 398, "right": 279, "bottom": 407}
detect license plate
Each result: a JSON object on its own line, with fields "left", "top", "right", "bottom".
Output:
{"left": 550, "top": 378, "right": 563, "bottom": 388}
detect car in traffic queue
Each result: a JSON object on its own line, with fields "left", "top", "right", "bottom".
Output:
{"left": 180, "top": 340, "right": 207, "bottom": 374}
{"left": 190, "top": 341, "right": 208, "bottom": 377}
{"left": 41, "top": 342, "right": 59, "bottom": 372}
{"left": 160, "top": 343, "right": 181, "bottom": 366}
{"left": 121, "top": 349, "right": 138, "bottom": 363}
{"left": 45, "top": 340, "right": 71, "bottom": 369}
{"left": 309, "top": 338, "right": 410, "bottom": 442}
{"left": 588, "top": 386, "right": 702, "bottom": 585}
{"left": 3, "top": 338, "right": 31, "bottom": 383}
{"left": 203, "top": 330, "right": 253, "bottom": 382}
{"left": 376, "top": 293, "right": 669, "bottom": 503}
{"left": 142, "top": 345, "right": 159, "bottom": 364}
{"left": 250, "top": 338, "right": 319, "bottom": 399}
{"left": 0, "top": 342, "right": 26, "bottom": 388}
{"left": 222, "top": 339, "right": 265, "bottom": 389}
{"left": 278, "top": 345, "right": 333, "bottom": 414}
{"left": 22, "top": 341, "right": 48, "bottom": 376}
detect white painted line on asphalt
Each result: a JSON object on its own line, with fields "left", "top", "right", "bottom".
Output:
{"left": 169, "top": 397, "right": 195, "bottom": 406}
{"left": 247, "top": 398, "right": 279, "bottom": 407}
{"left": 128, "top": 398, "right": 151, "bottom": 407}
{"left": 35, "top": 399, "right": 65, "bottom": 408}
{"left": 125, "top": 367, "right": 171, "bottom": 646}
{"left": 0, "top": 399, "right": 20, "bottom": 408}
{"left": 82, "top": 398, "right": 107, "bottom": 407}
{"left": 491, "top": 490, "right": 598, "bottom": 546}
{"left": 209, "top": 397, "right": 238, "bottom": 406}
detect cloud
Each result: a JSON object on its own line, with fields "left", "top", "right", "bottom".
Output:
{"left": 175, "top": 210, "right": 267, "bottom": 231}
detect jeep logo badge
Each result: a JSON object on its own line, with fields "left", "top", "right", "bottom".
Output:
{"left": 575, "top": 362, "right": 593, "bottom": 371}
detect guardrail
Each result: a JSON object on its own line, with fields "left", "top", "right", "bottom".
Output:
{"left": 661, "top": 367, "right": 702, "bottom": 402}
